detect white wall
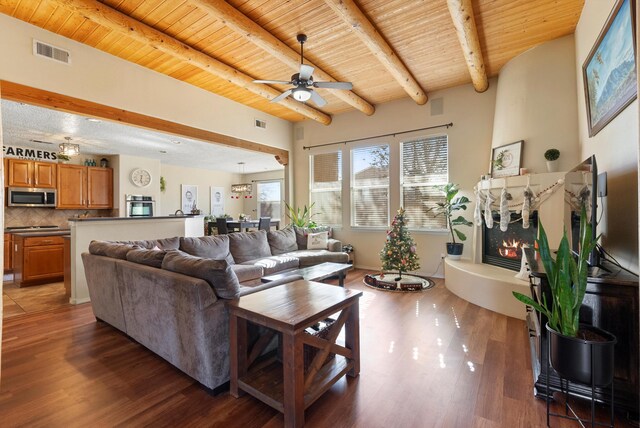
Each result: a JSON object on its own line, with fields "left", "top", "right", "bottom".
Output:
{"left": 575, "top": 1, "right": 639, "bottom": 273}
{"left": 492, "top": 35, "right": 580, "bottom": 173}
{"left": 159, "top": 163, "right": 243, "bottom": 217}
{"left": 0, "top": 14, "right": 292, "bottom": 152}
{"left": 115, "top": 155, "right": 161, "bottom": 215}
{"left": 294, "top": 81, "right": 498, "bottom": 274}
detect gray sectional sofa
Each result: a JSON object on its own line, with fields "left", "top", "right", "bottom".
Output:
{"left": 81, "top": 228, "right": 348, "bottom": 390}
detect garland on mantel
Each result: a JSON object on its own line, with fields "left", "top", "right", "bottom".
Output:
{"left": 474, "top": 177, "right": 565, "bottom": 227}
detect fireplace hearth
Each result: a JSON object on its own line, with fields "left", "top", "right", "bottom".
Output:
{"left": 482, "top": 212, "right": 538, "bottom": 271}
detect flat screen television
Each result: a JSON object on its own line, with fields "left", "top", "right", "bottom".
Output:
{"left": 564, "top": 155, "right": 600, "bottom": 267}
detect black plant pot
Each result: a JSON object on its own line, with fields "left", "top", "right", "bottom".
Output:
{"left": 446, "top": 242, "right": 464, "bottom": 259}
{"left": 546, "top": 323, "right": 617, "bottom": 386}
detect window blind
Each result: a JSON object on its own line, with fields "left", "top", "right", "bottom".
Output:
{"left": 351, "top": 145, "right": 389, "bottom": 227}
{"left": 401, "top": 135, "right": 448, "bottom": 229}
{"left": 309, "top": 151, "right": 342, "bottom": 225}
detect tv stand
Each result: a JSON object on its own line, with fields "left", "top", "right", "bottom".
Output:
{"left": 527, "top": 260, "right": 639, "bottom": 420}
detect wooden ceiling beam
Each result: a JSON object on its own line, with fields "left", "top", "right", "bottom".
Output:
{"left": 49, "top": 0, "right": 332, "bottom": 125}
{"left": 323, "top": 0, "right": 428, "bottom": 105}
{"left": 190, "top": 0, "right": 375, "bottom": 116}
{"left": 447, "top": 0, "right": 489, "bottom": 92}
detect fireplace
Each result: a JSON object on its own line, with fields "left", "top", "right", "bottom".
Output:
{"left": 482, "top": 212, "right": 538, "bottom": 271}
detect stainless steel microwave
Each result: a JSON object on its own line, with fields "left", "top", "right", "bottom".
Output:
{"left": 8, "top": 187, "right": 57, "bottom": 207}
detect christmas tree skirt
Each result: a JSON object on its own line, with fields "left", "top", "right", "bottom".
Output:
{"left": 364, "top": 273, "right": 435, "bottom": 292}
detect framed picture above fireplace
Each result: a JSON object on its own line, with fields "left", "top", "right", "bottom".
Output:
{"left": 491, "top": 140, "right": 523, "bottom": 178}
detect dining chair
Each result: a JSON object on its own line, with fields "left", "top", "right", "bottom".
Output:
{"left": 216, "top": 218, "right": 229, "bottom": 234}
{"left": 258, "top": 217, "right": 271, "bottom": 232}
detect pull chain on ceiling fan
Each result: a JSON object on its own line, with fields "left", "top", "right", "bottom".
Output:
{"left": 253, "top": 34, "right": 353, "bottom": 107}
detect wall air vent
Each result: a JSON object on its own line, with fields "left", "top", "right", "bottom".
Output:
{"left": 254, "top": 119, "right": 267, "bottom": 129}
{"left": 33, "top": 40, "right": 70, "bottom": 64}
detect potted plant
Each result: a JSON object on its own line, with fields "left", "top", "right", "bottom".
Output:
{"left": 544, "top": 149, "right": 560, "bottom": 172}
{"left": 429, "top": 183, "right": 473, "bottom": 259}
{"left": 513, "top": 206, "right": 616, "bottom": 386}
{"left": 284, "top": 201, "right": 318, "bottom": 228}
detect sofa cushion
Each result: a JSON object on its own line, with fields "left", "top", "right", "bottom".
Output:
{"left": 89, "top": 241, "right": 141, "bottom": 260}
{"left": 293, "top": 226, "right": 332, "bottom": 250}
{"left": 161, "top": 250, "right": 240, "bottom": 299}
{"left": 231, "top": 264, "right": 264, "bottom": 283}
{"left": 228, "top": 230, "right": 271, "bottom": 263}
{"left": 282, "top": 250, "right": 349, "bottom": 267}
{"left": 154, "top": 237, "right": 180, "bottom": 250}
{"left": 126, "top": 248, "right": 166, "bottom": 269}
{"left": 179, "top": 236, "right": 234, "bottom": 264}
{"left": 267, "top": 228, "right": 298, "bottom": 255}
{"left": 244, "top": 254, "right": 299, "bottom": 275}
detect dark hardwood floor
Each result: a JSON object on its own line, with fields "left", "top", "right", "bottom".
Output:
{"left": 0, "top": 270, "right": 633, "bottom": 427}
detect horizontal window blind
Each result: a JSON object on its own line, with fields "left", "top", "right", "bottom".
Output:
{"left": 310, "top": 152, "right": 342, "bottom": 225}
{"left": 401, "top": 136, "right": 448, "bottom": 229}
{"left": 351, "top": 145, "right": 389, "bottom": 227}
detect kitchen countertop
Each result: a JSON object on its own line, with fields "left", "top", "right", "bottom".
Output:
{"left": 68, "top": 215, "right": 203, "bottom": 222}
{"left": 10, "top": 230, "right": 71, "bottom": 237}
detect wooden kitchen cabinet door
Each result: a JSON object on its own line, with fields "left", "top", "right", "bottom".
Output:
{"left": 33, "top": 162, "right": 56, "bottom": 188}
{"left": 23, "top": 244, "right": 64, "bottom": 283}
{"left": 87, "top": 167, "right": 113, "bottom": 208}
{"left": 8, "top": 159, "right": 32, "bottom": 187}
{"left": 4, "top": 233, "right": 13, "bottom": 273}
{"left": 57, "top": 164, "right": 86, "bottom": 209}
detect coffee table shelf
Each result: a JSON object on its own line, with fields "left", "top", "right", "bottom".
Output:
{"left": 238, "top": 355, "right": 353, "bottom": 413}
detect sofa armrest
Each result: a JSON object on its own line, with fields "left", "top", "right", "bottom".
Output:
{"left": 238, "top": 274, "right": 304, "bottom": 297}
{"left": 327, "top": 239, "right": 342, "bottom": 252}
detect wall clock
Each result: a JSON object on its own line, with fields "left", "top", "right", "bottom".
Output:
{"left": 131, "top": 168, "right": 152, "bottom": 187}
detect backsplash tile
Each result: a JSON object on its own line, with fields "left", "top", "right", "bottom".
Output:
{"left": 5, "top": 208, "right": 117, "bottom": 228}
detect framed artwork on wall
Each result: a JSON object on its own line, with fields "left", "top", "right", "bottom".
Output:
{"left": 491, "top": 141, "right": 523, "bottom": 178}
{"left": 210, "top": 186, "right": 225, "bottom": 217}
{"left": 582, "top": 0, "right": 637, "bottom": 137}
{"left": 181, "top": 184, "right": 198, "bottom": 213}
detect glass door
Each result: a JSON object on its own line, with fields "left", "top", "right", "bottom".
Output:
{"left": 256, "top": 180, "right": 282, "bottom": 220}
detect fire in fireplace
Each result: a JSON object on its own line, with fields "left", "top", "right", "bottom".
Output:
{"left": 483, "top": 212, "right": 538, "bottom": 271}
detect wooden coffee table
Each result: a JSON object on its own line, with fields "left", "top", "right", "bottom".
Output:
{"left": 228, "top": 280, "right": 362, "bottom": 428}
{"left": 261, "top": 261, "right": 352, "bottom": 287}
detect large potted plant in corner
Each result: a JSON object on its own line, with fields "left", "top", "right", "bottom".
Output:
{"left": 429, "top": 183, "right": 473, "bottom": 259}
{"left": 513, "top": 206, "right": 616, "bottom": 386}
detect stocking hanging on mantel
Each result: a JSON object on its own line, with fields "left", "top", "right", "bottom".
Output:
{"left": 522, "top": 184, "right": 535, "bottom": 229}
{"left": 499, "top": 187, "right": 509, "bottom": 232}
{"left": 473, "top": 187, "right": 483, "bottom": 227}
{"left": 484, "top": 189, "right": 495, "bottom": 228}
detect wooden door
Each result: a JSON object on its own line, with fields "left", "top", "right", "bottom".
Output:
{"left": 57, "top": 164, "right": 86, "bottom": 209}
{"left": 87, "top": 167, "right": 113, "bottom": 209}
{"left": 33, "top": 162, "right": 57, "bottom": 188}
{"left": 23, "top": 244, "right": 64, "bottom": 282}
{"left": 8, "top": 159, "right": 33, "bottom": 187}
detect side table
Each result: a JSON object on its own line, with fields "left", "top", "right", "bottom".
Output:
{"left": 228, "top": 280, "right": 362, "bottom": 428}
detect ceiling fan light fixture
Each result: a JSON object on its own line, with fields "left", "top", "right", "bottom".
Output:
{"left": 292, "top": 87, "right": 311, "bottom": 102}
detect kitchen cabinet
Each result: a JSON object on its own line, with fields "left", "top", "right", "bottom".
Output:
{"left": 13, "top": 234, "right": 65, "bottom": 287}
{"left": 57, "top": 165, "right": 113, "bottom": 209}
{"left": 4, "top": 233, "right": 13, "bottom": 273}
{"left": 8, "top": 159, "right": 57, "bottom": 188}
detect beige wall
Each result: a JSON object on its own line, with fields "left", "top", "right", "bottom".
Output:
{"left": 492, "top": 35, "right": 580, "bottom": 173}
{"left": 115, "top": 155, "right": 161, "bottom": 216}
{"left": 294, "top": 81, "right": 498, "bottom": 274}
{"left": 575, "top": 0, "right": 639, "bottom": 273}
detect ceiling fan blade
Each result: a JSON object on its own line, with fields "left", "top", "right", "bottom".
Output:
{"left": 253, "top": 79, "right": 291, "bottom": 85}
{"left": 270, "top": 89, "right": 293, "bottom": 103}
{"left": 313, "top": 81, "right": 353, "bottom": 90}
{"left": 309, "top": 90, "right": 327, "bottom": 107}
{"left": 299, "top": 64, "right": 314, "bottom": 81}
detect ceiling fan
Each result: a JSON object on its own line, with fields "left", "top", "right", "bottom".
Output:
{"left": 253, "top": 34, "right": 353, "bottom": 107}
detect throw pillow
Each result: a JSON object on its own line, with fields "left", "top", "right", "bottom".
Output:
{"left": 307, "top": 231, "right": 328, "bottom": 250}
{"left": 293, "top": 226, "right": 333, "bottom": 249}
{"left": 267, "top": 228, "right": 298, "bottom": 255}
{"left": 161, "top": 250, "right": 240, "bottom": 299}
{"left": 126, "top": 248, "right": 166, "bottom": 269}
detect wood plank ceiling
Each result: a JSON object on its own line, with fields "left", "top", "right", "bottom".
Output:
{"left": 1, "top": 0, "right": 584, "bottom": 125}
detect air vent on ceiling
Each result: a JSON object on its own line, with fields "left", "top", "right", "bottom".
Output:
{"left": 33, "top": 40, "right": 70, "bottom": 64}
{"left": 254, "top": 119, "right": 267, "bottom": 129}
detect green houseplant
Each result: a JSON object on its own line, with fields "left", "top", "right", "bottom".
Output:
{"left": 544, "top": 148, "right": 560, "bottom": 172}
{"left": 429, "top": 183, "right": 473, "bottom": 259}
{"left": 284, "top": 201, "right": 318, "bottom": 228}
{"left": 513, "top": 206, "right": 616, "bottom": 386}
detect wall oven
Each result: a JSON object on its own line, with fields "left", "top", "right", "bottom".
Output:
{"left": 8, "top": 187, "right": 57, "bottom": 207}
{"left": 125, "top": 195, "right": 155, "bottom": 217}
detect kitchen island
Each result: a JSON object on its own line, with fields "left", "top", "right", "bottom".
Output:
{"left": 68, "top": 215, "right": 204, "bottom": 304}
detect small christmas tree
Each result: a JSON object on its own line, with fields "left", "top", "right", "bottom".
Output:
{"left": 380, "top": 207, "right": 420, "bottom": 280}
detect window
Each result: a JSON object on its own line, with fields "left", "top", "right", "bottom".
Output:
{"left": 351, "top": 145, "right": 389, "bottom": 227}
{"left": 401, "top": 135, "right": 448, "bottom": 229}
{"left": 309, "top": 152, "right": 342, "bottom": 225}
{"left": 257, "top": 180, "right": 282, "bottom": 220}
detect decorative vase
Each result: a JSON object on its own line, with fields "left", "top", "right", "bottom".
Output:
{"left": 446, "top": 243, "right": 464, "bottom": 260}
{"left": 546, "top": 160, "right": 559, "bottom": 173}
{"left": 546, "top": 323, "right": 616, "bottom": 386}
